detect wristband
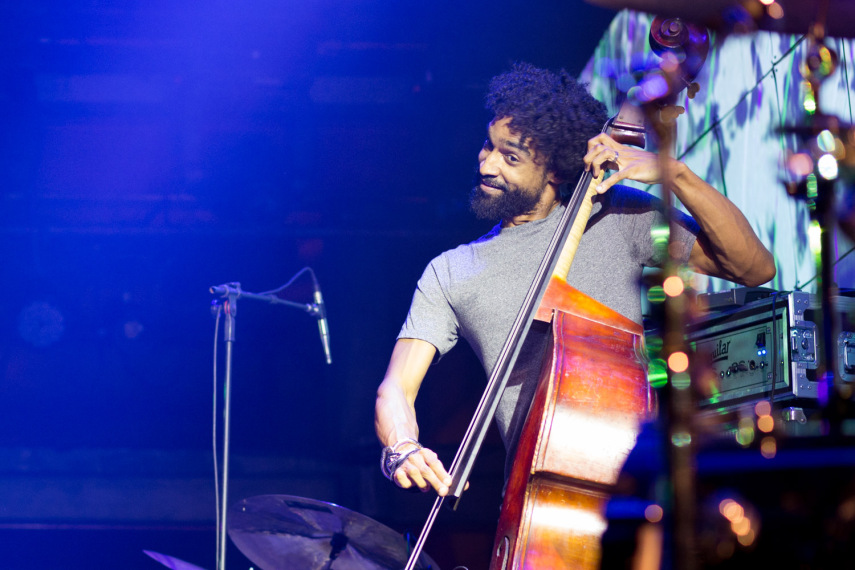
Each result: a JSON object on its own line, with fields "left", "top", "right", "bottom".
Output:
{"left": 380, "top": 438, "right": 423, "bottom": 480}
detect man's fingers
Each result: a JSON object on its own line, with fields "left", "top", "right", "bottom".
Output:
{"left": 596, "top": 167, "right": 631, "bottom": 194}
{"left": 584, "top": 144, "right": 621, "bottom": 178}
{"left": 586, "top": 133, "right": 665, "bottom": 190}
{"left": 421, "top": 449, "right": 452, "bottom": 485}
{"left": 402, "top": 461, "right": 431, "bottom": 492}
{"left": 420, "top": 450, "right": 452, "bottom": 495}
{"left": 586, "top": 132, "right": 614, "bottom": 152}
{"left": 392, "top": 448, "right": 452, "bottom": 496}
{"left": 393, "top": 468, "right": 413, "bottom": 489}
{"left": 405, "top": 451, "right": 448, "bottom": 495}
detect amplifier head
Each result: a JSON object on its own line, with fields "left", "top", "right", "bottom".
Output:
{"left": 680, "top": 290, "right": 854, "bottom": 412}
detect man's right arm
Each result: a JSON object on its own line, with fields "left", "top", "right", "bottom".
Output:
{"left": 375, "top": 338, "right": 453, "bottom": 496}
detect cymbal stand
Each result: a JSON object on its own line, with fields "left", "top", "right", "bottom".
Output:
{"left": 643, "top": 101, "right": 700, "bottom": 570}
{"left": 209, "top": 282, "right": 322, "bottom": 570}
{"left": 630, "top": 17, "right": 710, "bottom": 569}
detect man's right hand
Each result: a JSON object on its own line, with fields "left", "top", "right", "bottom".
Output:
{"left": 390, "top": 443, "right": 453, "bottom": 496}
{"left": 376, "top": 339, "right": 469, "bottom": 497}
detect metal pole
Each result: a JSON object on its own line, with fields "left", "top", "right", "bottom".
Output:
{"left": 208, "top": 278, "right": 324, "bottom": 570}
{"left": 218, "top": 294, "right": 237, "bottom": 570}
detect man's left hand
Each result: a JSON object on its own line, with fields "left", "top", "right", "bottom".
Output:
{"left": 583, "top": 133, "right": 665, "bottom": 194}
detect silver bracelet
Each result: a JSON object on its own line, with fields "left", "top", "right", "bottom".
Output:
{"left": 380, "top": 438, "right": 423, "bottom": 480}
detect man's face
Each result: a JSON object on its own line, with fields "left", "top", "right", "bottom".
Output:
{"left": 470, "top": 117, "right": 552, "bottom": 221}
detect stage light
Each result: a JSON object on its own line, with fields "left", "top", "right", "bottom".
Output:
{"left": 808, "top": 220, "right": 822, "bottom": 256}
{"left": 760, "top": 436, "right": 777, "bottom": 458}
{"left": 644, "top": 504, "right": 664, "bottom": 523}
{"left": 816, "top": 129, "right": 836, "bottom": 153}
{"left": 647, "top": 285, "right": 666, "bottom": 303}
{"left": 731, "top": 516, "right": 751, "bottom": 536}
{"left": 786, "top": 152, "right": 813, "bottom": 177}
{"left": 648, "top": 358, "right": 668, "bottom": 388}
{"left": 663, "top": 275, "right": 684, "bottom": 297}
{"left": 667, "top": 351, "right": 689, "bottom": 373}
{"left": 736, "top": 528, "right": 756, "bottom": 546}
{"left": 672, "top": 372, "right": 691, "bottom": 389}
{"left": 736, "top": 417, "right": 755, "bottom": 446}
{"left": 719, "top": 499, "right": 744, "bottom": 522}
{"left": 757, "top": 415, "right": 774, "bottom": 433}
{"left": 817, "top": 153, "right": 839, "bottom": 180}
{"left": 671, "top": 431, "right": 691, "bottom": 447}
{"left": 802, "top": 80, "right": 817, "bottom": 114}
{"left": 767, "top": 2, "right": 784, "bottom": 20}
{"left": 754, "top": 400, "right": 771, "bottom": 416}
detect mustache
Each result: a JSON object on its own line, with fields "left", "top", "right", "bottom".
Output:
{"left": 473, "top": 172, "right": 509, "bottom": 192}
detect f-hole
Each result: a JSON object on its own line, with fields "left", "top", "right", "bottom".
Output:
{"left": 495, "top": 536, "right": 510, "bottom": 570}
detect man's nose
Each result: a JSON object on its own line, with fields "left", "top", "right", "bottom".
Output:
{"left": 479, "top": 149, "right": 500, "bottom": 176}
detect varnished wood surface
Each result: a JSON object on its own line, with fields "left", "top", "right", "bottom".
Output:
{"left": 536, "top": 276, "right": 642, "bottom": 336}
{"left": 491, "top": 103, "right": 650, "bottom": 569}
{"left": 491, "top": 287, "right": 651, "bottom": 569}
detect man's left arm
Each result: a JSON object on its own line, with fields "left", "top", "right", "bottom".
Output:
{"left": 585, "top": 133, "right": 776, "bottom": 287}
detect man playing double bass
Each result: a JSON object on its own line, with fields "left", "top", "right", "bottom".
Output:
{"left": 374, "top": 62, "right": 775, "bottom": 537}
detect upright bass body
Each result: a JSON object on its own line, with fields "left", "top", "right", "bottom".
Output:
{"left": 490, "top": 276, "right": 653, "bottom": 569}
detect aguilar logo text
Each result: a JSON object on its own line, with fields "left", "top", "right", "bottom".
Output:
{"left": 711, "top": 339, "right": 730, "bottom": 363}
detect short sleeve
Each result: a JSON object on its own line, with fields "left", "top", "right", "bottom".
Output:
{"left": 610, "top": 186, "right": 700, "bottom": 267}
{"left": 398, "top": 255, "right": 460, "bottom": 358}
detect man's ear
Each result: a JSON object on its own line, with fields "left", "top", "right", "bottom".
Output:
{"left": 547, "top": 171, "right": 563, "bottom": 186}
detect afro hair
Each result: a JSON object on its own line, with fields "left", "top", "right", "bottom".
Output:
{"left": 485, "top": 62, "right": 608, "bottom": 184}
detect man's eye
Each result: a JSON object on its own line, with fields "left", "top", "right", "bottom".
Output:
{"left": 504, "top": 154, "right": 518, "bottom": 164}
{"left": 482, "top": 140, "right": 493, "bottom": 151}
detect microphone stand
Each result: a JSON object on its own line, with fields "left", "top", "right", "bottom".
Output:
{"left": 209, "top": 281, "right": 322, "bottom": 570}
{"left": 632, "top": 17, "right": 710, "bottom": 569}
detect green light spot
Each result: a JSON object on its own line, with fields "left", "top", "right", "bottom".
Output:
{"left": 647, "top": 285, "right": 666, "bottom": 304}
{"left": 803, "top": 92, "right": 817, "bottom": 114}
{"left": 651, "top": 225, "right": 670, "bottom": 243}
{"left": 735, "top": 427, "right": 755, "bottom": 446}
{"left": 816, "top": 130, "right": 835, "bottom": 153}
{"left": 671, "top": 432, "right": 692, "bottom": 447}
{"left": 651, "top": 224, "right": 670, "bottom": 259}
{"left": 736, "top": 417, "right": 755, "bottom": 446}
{"left": 808, "top": 220, "right": 822, "bottom": 259}
{"left": 806, "top": 174, "right": 817, "bottom": 198}
{"left": 708, "top": 384, "right": 721, "bottom": 405}
{"left": 648, "top": 358, "right": 668, "bottom": 388}
{"left": 819, "top": 47, "right": 834, "bottom": 76}
{"left": 646, "top": 335, "right": 663, "bottom": 353}
{"left": 672, "top": 372, "right": 691, "bottom": 390}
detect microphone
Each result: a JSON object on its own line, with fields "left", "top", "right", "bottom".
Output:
{"left": 313, "top": 281, "right": 332, "bottom": 365}
{"left": 210, "top": 283, "right": 238, "bottom": 297}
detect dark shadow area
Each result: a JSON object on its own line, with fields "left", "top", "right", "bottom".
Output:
{"left": 0, "top": 1, "right": 617, "bottom": 567}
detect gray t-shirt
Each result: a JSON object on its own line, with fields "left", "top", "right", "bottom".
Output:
{"left": 399, "top": 185, "right": 699, "bottom": 468}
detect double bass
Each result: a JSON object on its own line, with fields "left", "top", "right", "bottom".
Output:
{"left": 487, "top": 104, "right": 652, "bottom": 570}
{"left": 403, "top": 17, "right": 709, "bottom": 570}
{"left": 491, "top": 20, "right": 710, "bottom": 569}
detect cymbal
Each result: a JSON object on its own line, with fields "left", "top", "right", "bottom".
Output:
{"left": 584, "top": 0, "right": 855, "bottom": 39}
{"left": 143, "top": 550, "right": 209, "bottom": 570}
{"left": 227, "top": 495, "right": 440, "bottom": 570}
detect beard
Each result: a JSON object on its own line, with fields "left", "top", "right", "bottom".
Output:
{"left": 469, "top": 172, "right": 548, "bottom": 221}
